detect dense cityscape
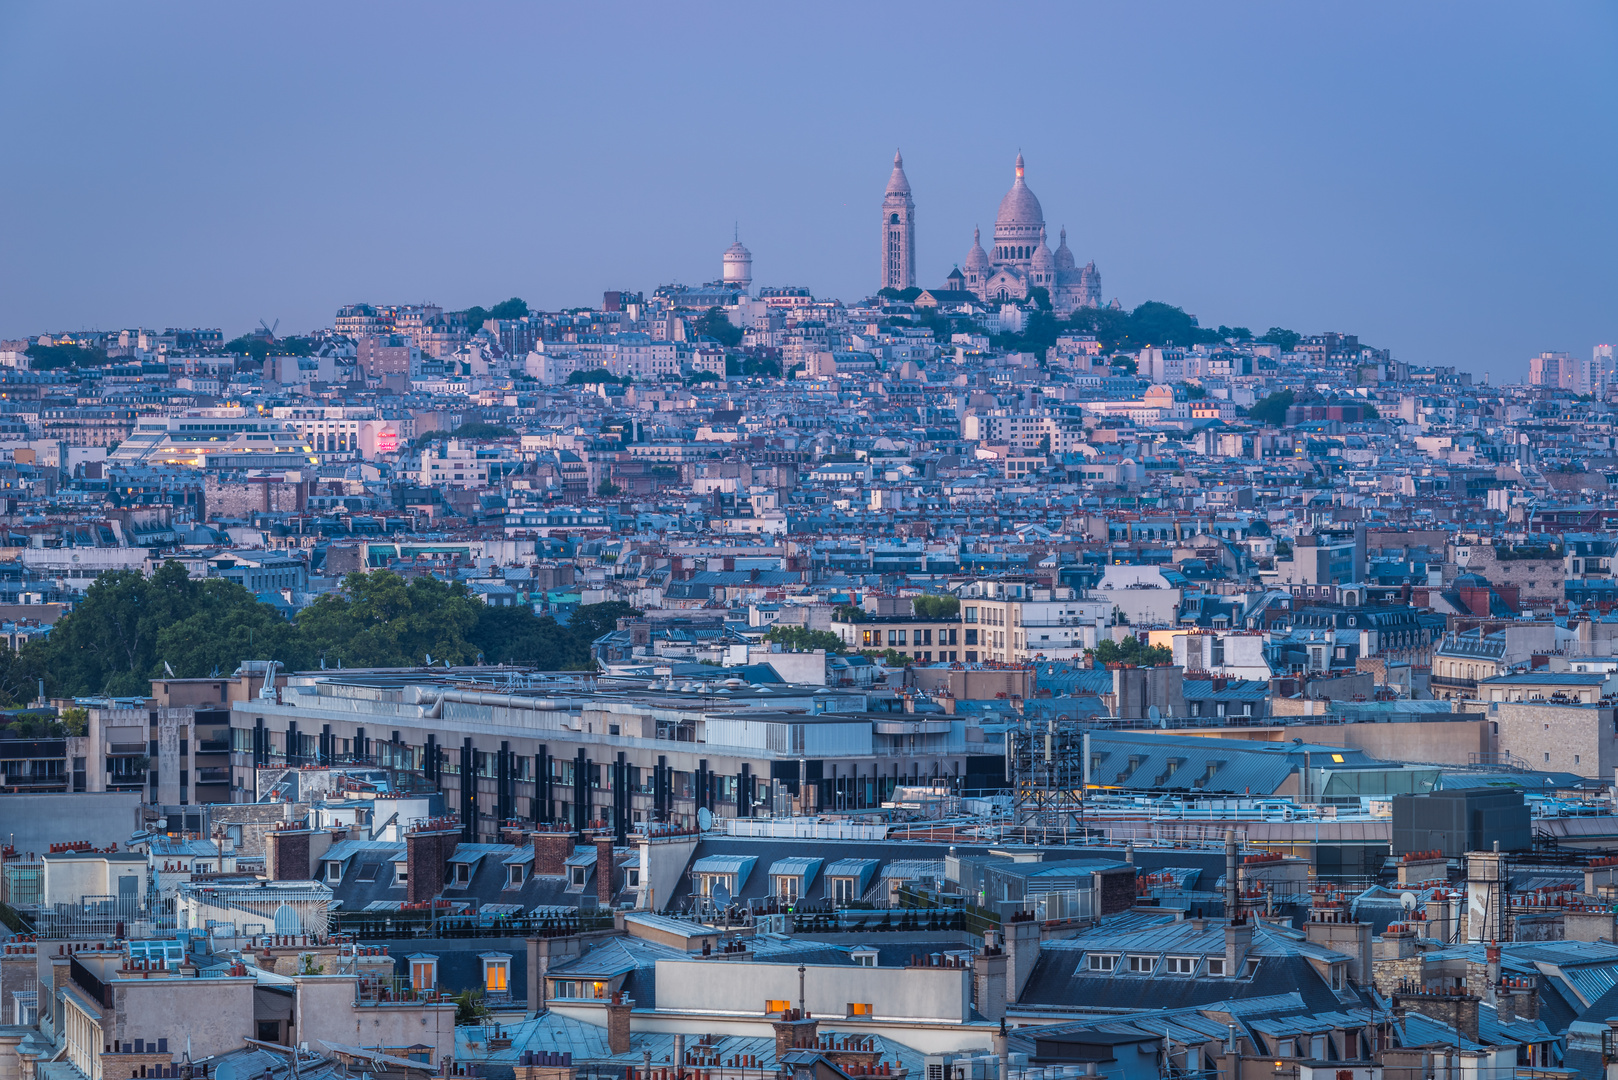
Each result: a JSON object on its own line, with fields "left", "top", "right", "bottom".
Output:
{"left": 3, "top": 102, "right": 1618, "bottom": 1080}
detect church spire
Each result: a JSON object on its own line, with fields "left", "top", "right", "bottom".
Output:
{"left": 1015, "top": 151, "right": 1025, "bottom": 181}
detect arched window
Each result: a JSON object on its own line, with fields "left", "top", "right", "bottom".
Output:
{"left": 890, "top": 213, "right": 900, "bottom": 224}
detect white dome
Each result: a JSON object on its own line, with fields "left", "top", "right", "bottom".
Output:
{"left": 963, "top": 227, "right": 990, "bottom": 272}
{"left": 1054, "top": 227, "right": 1076, "bottom": 271}
{"left": 995, "top": 153, "right": 1044, "bottom": 228}
{"left": 885, "top": 149, "right": 912, "bottom": 196}
{"left": 1030, "top": 228, "right": 1056, "bottom": 272}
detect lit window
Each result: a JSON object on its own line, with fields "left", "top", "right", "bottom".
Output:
{"left": 482, "top": 954, "right": 511, "bottom": 994}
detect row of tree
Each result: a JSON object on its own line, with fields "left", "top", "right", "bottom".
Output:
{"left": 0, "top": 565, "right": 634, "bottom": 702}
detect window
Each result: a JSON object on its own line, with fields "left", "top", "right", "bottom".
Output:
{"left": 627, "top": 869, "right": 640, "bottom": 888}
{"left": 508, "top": 865, "right": 525, "bottom": 888}
{"left": 832, "top": 877, "right": 857, "bottom": 903}
{"left": 766, "top": 999, "right": 792, "bottom": 1015}
{"left": 410, "top": 957, "right": 438, "bottom": 991}
{"left": 393, "top": 863, "right": 408, "bottom": 886}
{"left": 325, "top": 861, "right": 342, "bottom": 883}
{"left": 1087, "top": 953, "right": 1116, "bottom": 972}
{"left": 848, "top": 1002, "right": 873, "bottom": 1016}
{"left": 1206, "top": 958, "right": 1225, "bottom": 976}
{"left": 483, "top": 955, "right": 510, "bottom": 995}
{"left": 1330, "top": 965, "right": 1344, "bottom": 990}
{"left": 455, "top": 863, "right": 471, "bottom": 885}
{"left": 773, "top": 875, "right": 801, "bottom": 902}
{"left": 571, "top": 866, "right": 588, "bottom": 887}
{"left": 1128, "top": 955, "right": 1155, "bottom": 973}
{"left": 1163, "top": 956, "right": 1196, "bottom": 975}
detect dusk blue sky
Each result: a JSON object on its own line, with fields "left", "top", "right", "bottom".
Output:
{"left": 1, "top": 3, "right": 1613, "bottom": 381}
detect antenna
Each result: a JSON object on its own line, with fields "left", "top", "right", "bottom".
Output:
{"left": 1400, "top": 891, "right": 1418, "bottom": 912}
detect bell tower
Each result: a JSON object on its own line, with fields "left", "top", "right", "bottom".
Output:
{"left": 881, "top": 149, "right": 916, "bottom": 291}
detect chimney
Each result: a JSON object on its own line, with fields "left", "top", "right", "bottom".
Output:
{"left": 405, "top": 822, "right": 459, "bottom": 904}
{"left": 264, "top": 828, "right": 311, "bottom": 881}
{"left": 606, "top": 992, "right": 633, "bottom": 1055}
{"left": 1497, "top": 984, "right": 1516, "bottom": 1026}
{"left": 1003, "top": 911, "right": 1042, "bottom": 1004}
{"left": 771, "top": 1012, "right": 817, "bottom": 1064}
{"left": 595, "top": 835, "right": 616, "bottom": 905}
{"left": 973, "top": 931, "right": 1008, "bottom": 1022}
{"left": 1224, "top": 830, "right": 1239, "bottom": 920}
{"left": 532, "top": 828, "right": 575, "bottom": 877}
{"left": 1225, "top": 917, "right": 1252, "bottom": 977}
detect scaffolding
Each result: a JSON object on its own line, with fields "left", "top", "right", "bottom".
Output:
{"left": 1007, "top": 718, "right": 1090, "bottom": 841}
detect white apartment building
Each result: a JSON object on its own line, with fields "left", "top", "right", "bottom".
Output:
{"left": 957, "top": 578, "right": 1106, "bottom": 663}
{"left": 1171, "top": 630, "right": 1273, "bottom": 680}
{"left": 962, "top": 409, "right": 1087, "bottom": 452}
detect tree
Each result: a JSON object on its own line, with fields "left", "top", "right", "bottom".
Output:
{"left": 832, "top": 604, "right": 867, "bottom": 622}
{"left": 296, "top": 572, "right": 485, "bottom": 669}
{"left": 1181, "top": 382, "right": 1207, "bottom": 400}
{"left": 488, "top": 297, "right": 529, "bottom": 321}
{"left": 1090, "top": 635, "right": 1172, "bottom": 666}
{"left": 878, "top": 287, "right": 922, "bottom": 303}
{"left": 1260, "top": 327, "right": 1302, "bottom": 352}
{"left": 1027, "top": 286, "right": 1052, "bottom": 311}
{"left": 468, "top": 606, "right": 589, "bottom": 669}
{"left": 695, "top": 307, "right": 743, "bottom": 348}
{"left": 415, "top": 422, "right": 517, "bottom": 447}
{"left": 25, "top": 342, "right": 110, "bottom": 370}
{"left": 1361, "top": 403, "right": 1381, "bottom": 420}
{"left": 726, "top": 354, "right": 780, "bottom": 378}
{"left": 1035, "top": 433, "right": 1051, "bottom": 456}
{"left": 1217, "top": 325, "right": 1252, "bottom": 341}
{"left": 1126, "top": 301, "right": 1220, "bottom": 349}
{"left": 596, "top": 480, "right": 622, "bottom": 497}
{"left": 566, "top": 601, "right": 641, "bottom": 647}
{"left": 225, "top": 335, "right": 313, "bottom": 362}
{"left": 464, "top": 297, "right": 528, "bottom": 333}
{"left": 567, "top": 369, "right": 626, "bottom": 386}
{"left": 1248, "top": 389, "right": 1295, "bottom": 427}
{"left": 763, "top": 626, "right": 845, "bottom": 653}
{"left": 1067, "top": 307, "right": 1135, "bottom": 352}
{"left": 910, "top": 594, "right": 960, "bottom": 618}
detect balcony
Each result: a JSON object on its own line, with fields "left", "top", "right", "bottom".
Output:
{"left": 1429, "top": 675, "right": 1478, "bottom": 692}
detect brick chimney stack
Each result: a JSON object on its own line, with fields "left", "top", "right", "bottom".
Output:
{"left": 595, "top": 835, "right": 616, "bottom": 906}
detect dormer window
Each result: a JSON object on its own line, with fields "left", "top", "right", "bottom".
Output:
{"left": 772, "top": 875, "right": 801, "bottom": 902}
{"left": 850, "top": 947, "right": 879, "bottom": 968}
{"left": 481, "top": 953, "right": 511, "bottom": 996}
{"left": 325, "top": 861, "right": 342, "bottom": 883}
{"left": 508, "top": 864, "right": 525, "bottom": 888}
{"left": 570, "top": 866, "right": 588, "bottom": 888}
{"left": 409, "top": 954, "right": 438, "bottom": 991}
{"left": 454, "top": 863, "right": 471, "bottom": 885}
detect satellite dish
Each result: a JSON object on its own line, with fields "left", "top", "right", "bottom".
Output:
{"left": 712, "top": 881, "right": 732, "bottom": 909}
{"left": 697, "top": 807, "right": 714, "bottom": 832}
{"left": 1400, "top": 891, "right": 1419, "bottom": 912}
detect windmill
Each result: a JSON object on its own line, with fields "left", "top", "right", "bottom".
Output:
{"left": 256, "top": 318, "right": 279, "bottom": 342}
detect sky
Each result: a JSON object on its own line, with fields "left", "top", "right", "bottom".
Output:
{"left": 0, "top": 2, "right": 1614, "bottom": 382}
